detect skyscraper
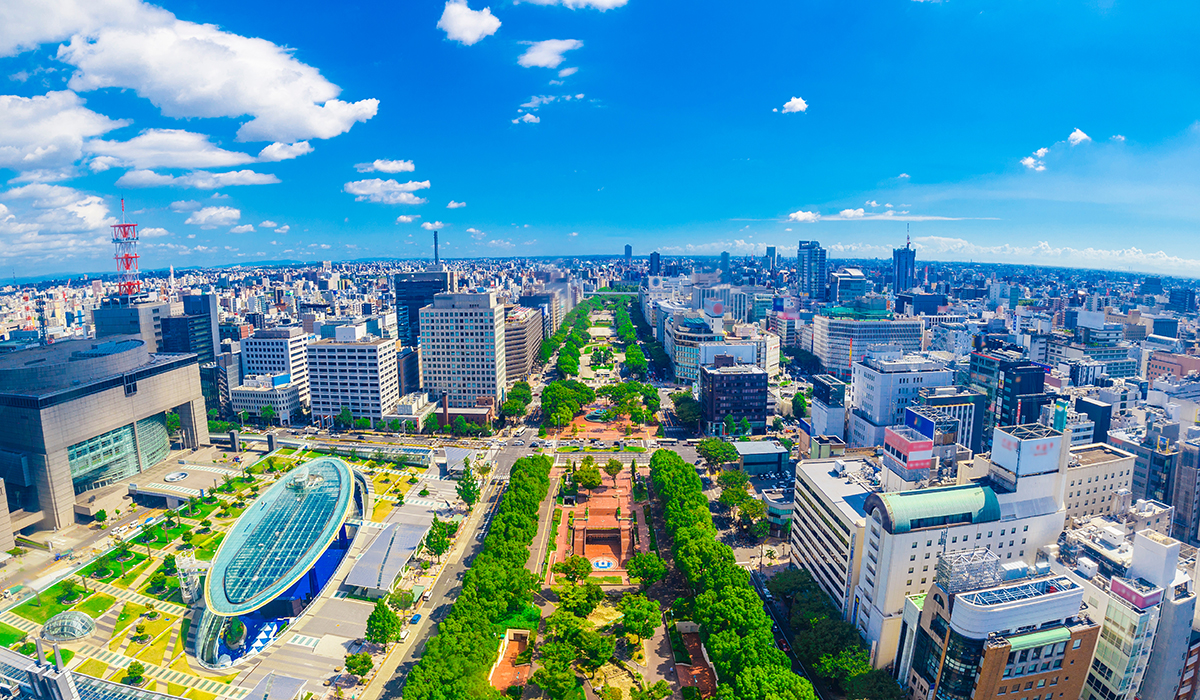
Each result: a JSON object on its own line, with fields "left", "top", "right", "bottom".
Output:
{"left": 393, "top": 270, "right": 457, "bottom": 346}
{"left": 797, "top": 240, "right": 827, "bottom": 300}
{"left": 419, "top": 291, "right": 506, "bottom": 409}
{"left": 649, "top": 251, "right": 661, "bottom": 275}
{"left": 719, "top": 251, "right": 731, "bottom": 283}
{"left": 624, "top": 244, "right": 632, "bottom": 264}
{"left": 765, "top": 246, "right": 777, "bottom": 270}
{"left": 892, "top": 236, "right": 916, "bottom": 292}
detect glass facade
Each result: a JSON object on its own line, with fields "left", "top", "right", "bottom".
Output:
{"left": 68, "top": 414, "right": 170, "bottom": 495}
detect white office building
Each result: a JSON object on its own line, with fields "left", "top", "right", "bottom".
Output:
{"left": 848, "top": 348, "right": 953, "bottom": 447}
{"left": 419, "top": 292, "right": 506, "bottom": 409}
{"left": 230, "top": 374, "right": 302, "bottom": 426}
{"left": 242, "top": 326, "right": 311, "bottom": 406}
{"left": 308, "top": 325, "right": 400, "bottom": 422}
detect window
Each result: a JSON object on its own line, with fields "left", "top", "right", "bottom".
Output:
{"left": 1072, "top": 640, "right": 1081, "bottom": 650}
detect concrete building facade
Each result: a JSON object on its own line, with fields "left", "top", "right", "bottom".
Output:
{"left": 308, "top": 329, "right": 400, "bottom": 423}
{"left": 242, "top": 326, "right": 311, "bottom": 406}
{"left": 419, "top": 292, "right": 507, "bottom": 409}
{"left": 503, "top": 305, "right": 542, "bottom": 382}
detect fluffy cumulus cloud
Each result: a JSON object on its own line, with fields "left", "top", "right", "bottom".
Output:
{"left": 0, "top": 187, "right": 114, "bottom": 263}
{"left": 140, "top": 226, "right": 169, "bottom": 237}
{"left": 558, "top": 67, "right": 578, "bottom": 78}
{"left": 355, "top": 159, "right": 415, "bottom": 173}
{"left": 518, "top": 39, "right": 582, "bottom": 69}
{"left": 437, "top": 0, "right": 501, "bottom": 45}
{"left": 117, "top": 169, "right": 280, "bottom": 189}
{"left": 230, "top": 224, "right": 254, "bottom": 233}
{"left": 257, "top": 141, "right": 313, "bottom": 162}
{"left": 0, "top": 91, "right": 128, "bottom": 173}
{"left": 84, "top": 128, "right": 255, "bottom": 169}
{"left": 486, "top": 238, "right": 515, "bottom": 249}
{"left": 274, "top": 224, "right": 289, "bottom": 234}
{"left": 260, "top": 220, "right": 277, "bottom": 228}
{"left": 342, "top": 178, "right": 431, "bottom": 204}
{"left": 2, "top": 0, "right": 377, "bottom": 144}
{"left": 467, "top": 227, "right": 485, "bottom": 239}
{"left": 779, "top": 96, "right": 808, "bottom": 113}
{"left": 184, "top": 205, "right": 240, "bottom": 228}
{"left": 169, "top": 199, "right": 201, "bottom": 212}
{"left": 900, "top": 236, "right": 1200, "bottom": 276}
{"left": 2, "top": 184, "right": 113, "bottom": 233}
{"left": 1021, "top": 146, "right": 1049, "bottom": 171}
{"left": 512, "top": 113, "right": 540, "bottom": 124}
{"left": 1068, "top": 128, "right": 1091, "bottom": 146}
{"left": 396, "top": 214, "right": 420, "bottom": 223}
{"left": 447, "top": 200, "right": 466, "bottom": 209}
{"left": 839, "top": 208, "right": 865, "bottom": 218}
{"left": 517, "top": 0, "right": 627, "bottom": 9}
{"left": 787, "top": 210, "right": 820, "bottom": 223}
{"left": 421, "top": 220, "right": 445, "bottom": 230}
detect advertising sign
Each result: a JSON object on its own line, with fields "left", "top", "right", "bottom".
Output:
{"left": 884, "top": 428, "right": 934, "bottom": 470}
{"left": 992, "top": 432, "right": 1060, "bottom": 476}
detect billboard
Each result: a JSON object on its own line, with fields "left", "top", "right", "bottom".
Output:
{"left": 905, "top": 408, "right": 936, "bottom": 440}
{"left": 703, "top": 297, "right": 726, "bottom": 317}
{"left": 773, "top": 296, "right": 801, "bottom": 320}
{"left": 991, "top": 431, "right": 1060, "bottom": 476}
{"left": 884, "top": 428, "right": 933, "bottom": 470}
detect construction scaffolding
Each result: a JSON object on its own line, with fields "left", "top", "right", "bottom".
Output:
{"left": 936, "top": 547, "right": 1002, "bottom": 594}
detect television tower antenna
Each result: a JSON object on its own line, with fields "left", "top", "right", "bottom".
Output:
{"left": 906, "top": 223, "right": 911, "bottom": 249}
{"left": 111, "top": 198, "right": 141, "bottom": 297}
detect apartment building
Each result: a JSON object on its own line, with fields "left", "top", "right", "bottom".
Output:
{"left": 242, "top": 326, "right": 310, "bottom": 405}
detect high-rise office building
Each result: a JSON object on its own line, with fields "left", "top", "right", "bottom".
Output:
{"left": 308, "top": 326, "right": 399, "bottom": 423}
{"left": 419, "top": 292, "right": 506, "bottom": 409}
{"left": 92, "top": 298, "right": 170, "bottom": 351}
{"left": 183, "top": 293, "right": 221, "bottom": 354}
{"left": 520, "top": 289, "right": 565, "bottom": 338}
{"left": 967, "top": 348, "right": 1051, "bottom": 451}
{"left": 393, "top": 270, "right": 458, "bottom": 346}
{"left": 892, "top": 239, "right": 916, "bottom": 293}
{"left": 699, "top": 355, "right": 768, "bottom": 435}
{"left": 830, "top": 268, "right": 868, "bottom": 304}
{"left": 797, "top": 240, "right": 827, "bottom": 300}
{"left": 648, "top": 251, "right": 661, "bottom": 275}
{"left": 848, "top": 350, "right": 953, "bottom": 447}
{"left": 504, "top": 305, "right": 543, "bottom": 382}
{"left": 242, "top": 326, "right": 310, "bottom": 406}
{"left": 161, "top": 313, "right": 216, "bottom": 364}
{"left": 811, "top": 304, "right": 923, "bottom": 380}
{"left": 765, "top": 246, "right": 777, "bottom": 270}
{"left": 624, "top": 244, "right": 632, "bottom": 264}
{"left": 719, "top": 251, "right": 731, "bottom": 283}
{"left": 200, "top": 349, "right": 241, "bottom": 418}
{"left": 915, "top": 385, "right": 987, "bottom": 454}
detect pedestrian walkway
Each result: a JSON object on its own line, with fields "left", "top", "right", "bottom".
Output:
{"left": 347, "top": 519, "right": 389, "bottom": 530}
{"left": 178, "top": 464, "right": 237, "bottom": 476}
{"left": 92, "top": 580, "right": 189, "bottom": 618}
{"left": 144, "top": 483, "right": 203, "bottom": 497}
{"left": 287, "top": 633, "right": 321, "bottom": 650}
{"left": 0, "top": 611, "right": 39, "bottom": 633}
{"left": 78, "top": 644, "right": 250, "bottom": 699}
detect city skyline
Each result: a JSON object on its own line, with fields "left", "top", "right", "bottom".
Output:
{"left": 4, "top": 0, "right": 1200, "bottom": 275}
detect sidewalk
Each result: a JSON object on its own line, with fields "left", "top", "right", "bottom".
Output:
{"left": 78, "top": 643, "right": 249, "bottom": 699}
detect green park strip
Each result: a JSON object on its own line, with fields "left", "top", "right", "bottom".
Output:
{"left": 401, "top": 455, "right": 552, "bottom": 700}
{"left": 0, "top": 621, "right": 25, "bottom": 648}
{"left": 73, "top": 592, "right": 118, "bottom": 618}
{"left": 12, "top": 582, "right": 98, "bottom": 625}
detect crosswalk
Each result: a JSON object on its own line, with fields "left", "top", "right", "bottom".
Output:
{"left": 177, "top": 463, "right": 238, "bottom": 476}
{"left": 145, "top": 482, "right": 203, "bottom": 496}
{"left": 288, "top": 633, "right": 321, "bottom": 650}
{"left": 77, "top": 644, "right": 249, "bottom": 699}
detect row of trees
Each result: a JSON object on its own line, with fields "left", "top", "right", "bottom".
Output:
{"left": 402, "top": 455, "right": 552, "bottom": 700}
{"left": 541, "top": 380, "right": 595, "bottom": 429}
{"left": 596, "top": 382, "right": 660, "bottom": 425}
{"left": 649, "top": 450, "right": 815, "bottom": 700}
{"left": 670, "top": 392, "right": 702, "bottom": 430}
{"left": 501, "top": 381, "right": 534, "bottom": 421}
{"left": 766, "top": 570, "right": 901, "bottom": 700}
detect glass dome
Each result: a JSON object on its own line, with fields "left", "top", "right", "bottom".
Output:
{"left": 41, "top": 610, "right": 96, "bottom": 642}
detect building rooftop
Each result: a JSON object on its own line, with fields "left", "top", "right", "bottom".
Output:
{"left": 735, "top": 441, "right": 788, "bottom": 456}
{"left": 1069, "top": 443, "right": 1135, "bottom": 468}
{"left": 205, "top": 457, "right": 354, "bottom": 616}
{"left": 957, "top": 575, "right": 1079, "bottom": 608}
{"left": 867, "top": 484, "right": 1002, "bottom": 534}
{"left": 797, "top": 458, "right": 875, "bottom": 521}
{"left": 344, "top": 521, "right": 429, "bottom": 592}
{"left": 1000, "top": 424, "right": 1061, "bottom": 441}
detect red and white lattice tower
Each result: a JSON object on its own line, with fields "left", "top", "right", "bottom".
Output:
{"left": 111, "top": 199, "right": 141, "bottom": 296}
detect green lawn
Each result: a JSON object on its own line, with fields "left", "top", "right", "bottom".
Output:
{"left": 17, "top": 645, "right": 74, "bottom": 665}
{"left": 121, "top": 614, "right": 176, "bottom": 654}
{"left": 139, "top": 571, "right": 184, "bottom": 604}
{"left": 134, "top": 624, "right": 176, "bottom": 664}
{"left": 140, "top": 524, "right": 193, "bottom": 550}
{"left": 12, "top": 583, "right": 97, "bottom": 624}
{"left": 112, "top": 557, "right": 153, "bottom": 589}
{"left": 587, "top": 576, "right": 624, "bottom": 585}
{"left": 194, "top": 533, "right": 225, "bottom": 562}
{"left": 85, "top": 550, "right": 149, "bottom": 584}
{"left": 73, "top": 592, "right": 118, "bottom": 619}
{"left": 0, "top": 621, "right": 26, "bottom": 647}
{"left": 74, "top": 658, "right": 109, "bottom": 679}
{"left": 180, "top": 500, "right": 220, "bottom": 520}
{"left": 493, "top": 604, "right": 541, "bottom": 633}
{"left": 112, "top": 602, "right": 148, "bottom": 638}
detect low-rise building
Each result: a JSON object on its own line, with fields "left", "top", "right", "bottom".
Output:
{"left": 1064, "top": 443, "right": 1135, "bottom": 522}
{"left": 734, "top": 440, "right": 788, "bottom": 476}
{"left": 699, "top": 355, "right": 768, "bottom": 435}
{"left": 230, "top": 374, "right": 302, "bottom": 426}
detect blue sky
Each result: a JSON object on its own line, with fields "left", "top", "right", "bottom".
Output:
{"left": 2, "top": 0, "right": 1200, "bottom": 276}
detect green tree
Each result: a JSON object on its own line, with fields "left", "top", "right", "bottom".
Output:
{"left": 59, "top": 579, "right": 78, "bottom": 601}
{"left": 723, "top": 414, "right": 736, "bottom": 436}
{"left": 717, "top": 469, "right": 749, "bottom": 490}
{"left": 424, "top": 516, "right": 451, "bottom": 560}
{"left": 388, "top": 589, "right": 415, "bottom": 610}
{"left": 739, "top": 499, "right": 767, "bottom": 528}
{"left": 557, "top": 580, "right": 604, "bottom": 617}
{"left": 772, "top": 417, "right": 784, "bottom": 432}
{"left": 353, "top": 417, "right": 372, "bottom": 430}
{"left": 698, "top": 438, "right": 739, "bottom": 467}
{"left": 180, "top": 531, "right": 194, "bottom": 547}
{"left": 365, "top": 600, "right": 402, "bottom": 645}
{"left": 625, "top": 552, "right": 666, "bottom": 588}
{"left": 576, "top": 627, "right": 616, "bottom": 677}
{"left": 260, "top": 404, "right": 276, "bottom": 426}
{"left": 423, "top": 413, "right": 441, "bottom": 434}
{"left": 718, "top": 484, "right": 750, "bottom": 510}
{"left": 531, "top": 642, "right": 578, "bottom": 700}
{"left": 124, "top": 661, "right": 146, "bottom": 685}
{"left": 574, "top": 465, "right": 603, "bottom": 498}
{"left": 669, "top": 392, "right": 702, "bottom": 429}
{"left": 149, "top": 572, "right": 167, "bottom": 591}
{"left": 501, "top": 398, "right": 528, "bottom": 419}
{"left": 165, "top": 412, "right": 181, "bottom": 434}
{"left": 617, "top": 593, "right": 661, "bottom": 643}
{"left": 603, "top": 458, "right": 623, "bottom": 487}
{"left": 344, "top": 651, "right": 374, "bottom": 680}
{"left": 816, "top": 648, "right": 872, "bottom": 691}
{"left": 456, "top": 466, "right": 481, "bottom": 508}
{"left": 738, "top": 417, "right": 752, "bottom": 435}
{"left": 163, "top": 554, "right": 178, "bottom": 575}
{"left": 791, "top": 394, "right": 808, "bottom": 419}
{"left": 846, "top": 669, "right": 904, "bottom": 700}
{"left": 94, "top": 509, "right": 108, "bottom": 526}
{"left": 632, "top": 680, "right": 673, "bottom": 700}
{"left": 553, "top": 555, "right": 593, "bottom": 584}
{"left": 334, "top": 406, "right": 354, "bottom": 430}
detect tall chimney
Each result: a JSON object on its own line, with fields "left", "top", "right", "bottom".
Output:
{"left": 434, "top": 230, "right": 440, "bottom": 266}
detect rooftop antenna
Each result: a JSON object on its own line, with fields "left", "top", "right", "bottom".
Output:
{"left": 907, "top": 223, "right": 911, "bottom": 249}
{"left": 112, "top": 198, "right": 141, "bottom": 297}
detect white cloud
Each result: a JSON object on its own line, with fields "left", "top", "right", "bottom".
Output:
{"left": 169, "top": 200, "right": 201, "bottom": 212}
{"left": 230, "top": 224, "right": 254, "bottom": 233}
{"left": 0, "top": 186, "right": 114, "bottom": 264}
{"left": 2, "top": 184, "right": 112, "bottom": 232}
{"left": 447, "top": 200, "right": 466, "bottom": 209}
{"left": 85, "top": 128, "right": 255, "bottom": 169}
{"left": 0, "top": 90, "right": 128, "bottom": 172}
{"left": 260, "top": 220, "right": 277, "bottom": 228}
{"left": 342, "top": 178, "right": 430, "bottom": 204}
{"left": 274, "top": 224, "right": 289, "bottom": 234}
{"left": 396, "top": 214, "right": 420, "bottom": 223}
{"left": 116, "top": 169, "right": 280, "bottom": 189}
{"left": 898, "top": 173, "right": 910, "bottom": 179}
{"left": 1068, "top": 128, "right": 1091, "bottom": 146}
{"left": 468, "top": 227, "right": 485, "bottom": 239}
{"left": 865, "top": 200, "right": 879, "bottom": 207}
{"left": 5, "top": 0, "right": 377, "bottom": 143}
{"left": 568, "top": 231, "right": 578, "bottom": 236}
{"left": 558, "top": 67, "right": 578, "bottom": 78}
{"left": 1034, "top": 147, "right": 1049, "bottom": 158}
{"left": 211, "top": 192, "right": 229, "bottom": 199}
{"left": 1020, "top": 155, "right": 1045, "bottom": 172}
{"left": 839, "top": 208, "right": 865, "bottom": 218}
{"left": 1111, "top": 134, "right": 1126, "bottom": 142}
{"left": 787, "top": 210, "right": 820, "bottom": 223}
{"left": 512, "top": 113, "right": 540, "bottom": 124}
{"left": 140, "top": 226, "right": 169, "bottom": 238}
{"left": 437, "top": 0, "right": 501, "bottom": 46}
{"left": 780, "top": 96, "right": 808, "bottom": 113}
{"left": 184, "top": 205, "right": 240, "bottom": 228}
{"left": 257, "top": 141, "right": 313, "bottom": 162}
{"left": 518, "top": 40, "right": 583, "bottom": 69}
{"left": 522, "top": 239, "right": 537, "bottom": 245}
{"left": 421, "top": 221, "right": 445, "bottom": 230}
{"left": 516, "top": 0, "right": 626, "bottom": 9}
{"left": 486, "top": 238, "right": 515, "bottom": 249}
{"left": 355, "top": 159, "right": 415, "bottom": 173}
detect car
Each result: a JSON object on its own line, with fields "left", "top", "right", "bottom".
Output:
{"left": 411, "top": 613, "right": 422, "bottom": 623}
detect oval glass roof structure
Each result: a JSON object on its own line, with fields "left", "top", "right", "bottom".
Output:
{"left": 42, "top": 610, "right": 96, "bottom": 641}
{"left": 204, "top": 457, "right": 354, "bottom": 616}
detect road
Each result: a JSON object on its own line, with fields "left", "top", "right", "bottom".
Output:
{"left": 375, "top": 478, "right": 504, "bottom": 699}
